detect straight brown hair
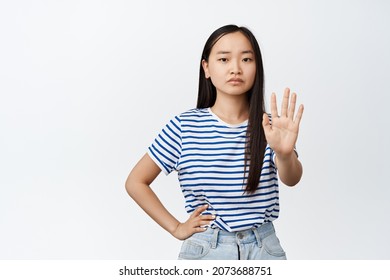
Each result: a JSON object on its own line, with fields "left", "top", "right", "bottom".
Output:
{"left": 196, "top": 24, "right": 267, "bottom": 193}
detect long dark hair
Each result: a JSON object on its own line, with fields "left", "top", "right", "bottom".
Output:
{"left": 197, "top": 24, "right": 267, "bottom": 194}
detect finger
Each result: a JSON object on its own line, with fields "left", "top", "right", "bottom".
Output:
{"left": 198, "top": 220, "right": 213, "bottom": 226}
{"left": 281, "top": 88, "right": 290, "bottom": 118}
{"left": 190, "top": 204, "right": 209, "bottom": 218}
{"left": 194, "top": 227, "right": 208, "bottom": 233}
{"left": 199, "top": 214, "right": 216, "bottom": 221}
{"left": 270, "top": 92, "right": 278, "bottom": 119}
{"left": 288, "top": 92, "right": 297, "bottom": 120}
{"left": 294, "top": 104, "right": 304, "bottom": 125}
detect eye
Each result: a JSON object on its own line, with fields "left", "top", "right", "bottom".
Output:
{"left": 242, "top": 57, "right": 253, "bottom": 62}
{"left": 218, "top": 58, "right": 228, "bottom": 63}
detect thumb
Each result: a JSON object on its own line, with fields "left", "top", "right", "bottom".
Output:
{"left": 262, "top": 113, "right": 271, "bottom": 133}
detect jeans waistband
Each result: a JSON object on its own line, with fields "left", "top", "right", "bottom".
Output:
{"left": 194, "top": 222, "right": 276, "bottom": 249}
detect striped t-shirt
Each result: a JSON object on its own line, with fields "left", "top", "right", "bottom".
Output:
{"left": 148, "top": 108, "right": 280, "bottom": 232}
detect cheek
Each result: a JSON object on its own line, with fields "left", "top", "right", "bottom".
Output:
{"left": 208, "top": 64, "right": 225, "bottom": 76}
{"left": 247, "top": 67, "right": 256, "bottom": 83}
{"left": 208, "top": 67, "right": 226, "bottom": 83}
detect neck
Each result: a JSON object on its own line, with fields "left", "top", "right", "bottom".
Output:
{"left": 211, "top": 93, "right": 249, "bottom": 124}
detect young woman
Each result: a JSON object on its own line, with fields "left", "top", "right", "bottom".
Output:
{"left": 125, "top": 24, "right": 304, "bottom": 260}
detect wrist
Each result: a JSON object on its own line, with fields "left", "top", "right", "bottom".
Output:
{"left": 275, "top": 151, "right": 296, "bottom": 163}
{"left": 275, "top": 151, "right": 302, "bottom": 186}
{"left": 170, "top": 221, "right": 181, "bottom": 237}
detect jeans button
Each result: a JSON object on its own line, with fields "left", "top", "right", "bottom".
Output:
{"left": 237, "top": 233, "right": 244, "bottom": 239}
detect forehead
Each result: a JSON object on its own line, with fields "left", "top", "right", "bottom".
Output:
{"left": 211, "top": 31, "right": 253, "bottom": 54}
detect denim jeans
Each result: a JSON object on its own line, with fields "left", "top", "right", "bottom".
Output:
{"left": 178, "top": 222, "right": 287, "bottom": 260}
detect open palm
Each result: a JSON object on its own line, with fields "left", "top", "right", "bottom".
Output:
{"left": 262, "top": 88, "right": 304, "bottom": 159}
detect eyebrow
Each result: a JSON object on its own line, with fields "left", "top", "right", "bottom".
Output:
{"left": 216, "top": 50, "right": 254, "bottom": 55}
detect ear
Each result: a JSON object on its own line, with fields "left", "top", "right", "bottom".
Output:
{"left": 202, "top": 59, "right": 210, "bottom": 79}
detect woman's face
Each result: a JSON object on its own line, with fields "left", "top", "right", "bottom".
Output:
{"left": 202, "top": 31, "right": 256, "bottom": 98}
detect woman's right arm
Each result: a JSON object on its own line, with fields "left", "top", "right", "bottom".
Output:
{"left": 125, "top": 153, "right": 214, "bottom": 240}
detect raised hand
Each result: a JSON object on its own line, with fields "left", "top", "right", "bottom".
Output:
{"left": 172, "top": 204, "right": 215, "bottom": 240}
{"left": 262, "top": 88, "right": 304, "bottom": 160}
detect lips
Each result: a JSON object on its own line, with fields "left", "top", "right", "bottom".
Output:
{"left": 227, "top": 78, "right": 244, "bottom": 84}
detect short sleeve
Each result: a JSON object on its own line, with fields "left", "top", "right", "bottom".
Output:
{"left": 147, "top": 115, "right": 182, "bottom": 175}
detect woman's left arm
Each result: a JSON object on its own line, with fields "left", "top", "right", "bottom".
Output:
{"left": 262, "top": 88, "right": 304, "bottom": 187}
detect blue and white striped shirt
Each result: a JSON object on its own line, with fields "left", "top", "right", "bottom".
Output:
{"left": 148, "top": 108, "right": 280, "bottom": 232}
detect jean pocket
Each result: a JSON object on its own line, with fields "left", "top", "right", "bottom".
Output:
{"left": 263, "top": 232, "right": 286, "bottom": 259}
{"left": 178, "top": 238, "right": 211, "bottom": 260}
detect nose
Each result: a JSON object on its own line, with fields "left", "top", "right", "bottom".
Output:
{"left": 230, "top": 59, "right": 242, "bottom": 75}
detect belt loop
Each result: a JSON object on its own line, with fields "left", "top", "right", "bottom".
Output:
{"left": 252, "top": 227, "right": 262, "bottom": 248}
{"left": 211, "top": 228, "right": 220, "bottom": 249}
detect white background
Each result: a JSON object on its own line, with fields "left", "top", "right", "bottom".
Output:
{"left": 1, "top": 0, "right": 389, "bottom": 260}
